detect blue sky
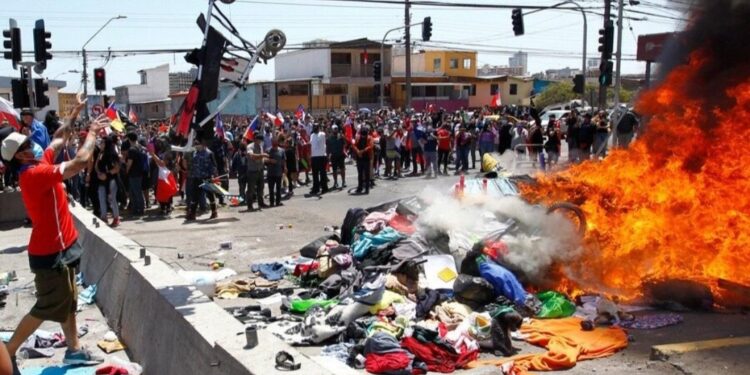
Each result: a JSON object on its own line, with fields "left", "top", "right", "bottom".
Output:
{"left": 2, "top": 0, "right": 684, "bottom": 94}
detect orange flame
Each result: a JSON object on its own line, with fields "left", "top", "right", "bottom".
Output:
{"left": 520, "top": 50, "right": 750, "bottom": 303}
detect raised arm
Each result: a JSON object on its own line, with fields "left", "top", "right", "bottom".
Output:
{"left": 62, "top": 115, "right": 109, "bottom": 180}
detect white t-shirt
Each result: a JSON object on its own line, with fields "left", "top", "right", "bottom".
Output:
{"left": 310, "top": 131, "right": 327, "bottom": 157}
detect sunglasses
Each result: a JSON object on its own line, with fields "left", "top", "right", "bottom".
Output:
{"left": 17, "top": 141, "right": 31, "bottom": 153}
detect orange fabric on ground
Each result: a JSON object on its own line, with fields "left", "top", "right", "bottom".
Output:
{"left": 468, "top": 317, "right": 628, "bottom": 374}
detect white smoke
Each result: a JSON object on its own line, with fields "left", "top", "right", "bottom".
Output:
{"left": 415, "top": 187, "right": 582, "bottom": 285}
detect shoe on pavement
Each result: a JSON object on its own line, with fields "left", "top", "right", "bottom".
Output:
{"left": 63, "top": 346, "right": 104, "bottom": 366}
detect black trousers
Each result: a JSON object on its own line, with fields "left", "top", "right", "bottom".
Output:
{"left": 267, "top": 175, "right": 282, "bottom": 205}
{"left": 356, "top": 156, "right": 371, "bottom": 193}
{"left": 438, "top": 150, "right": 450, "bottom": 172}
{"left": 311, "top": 156, "right": 328, "bottom": 193}
{"left": 411, "top": 147, "right": 424, "bottom": 173}
{"left": 189, "top": 178, "right": 215, "bottom": 211}
{"left": 246, "top": 171, "right": 264, "bottom": 208}
{"left": 237, "top": 175, "right": 247, "bottom": 202}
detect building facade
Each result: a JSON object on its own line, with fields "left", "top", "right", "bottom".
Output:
{"left": 0, "top": 76, "right": 66, "bottom": 120}
{"left": 273, "top": 38, "right": 392, "bottom": 112}
{"left": 114, "top": 64, "right": 171, "bottom": 120}
{"left": 169, "top": 69, "right": 197, "bottom": 93}
{"left": 509, "top": 51, "right": 528, "bottom": 75}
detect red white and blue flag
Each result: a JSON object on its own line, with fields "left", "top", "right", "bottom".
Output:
{"left": 215, "top": 113, "right": 225, "bottom": 140}
{"left": 295, "top": 104, "right": 305, "bottom": 120}
{"left": 243, "top": 115, "right": 260, "bottom": 141}
{"left": 0, "top": 97, "right": 20, "bottom": 131}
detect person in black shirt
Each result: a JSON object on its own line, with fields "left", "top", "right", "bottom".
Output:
{"left": 125, "top": 133, "right": 147, "bottom": 215}
{"left": 566, "top": 112, "right": 580, "bottom": 163}
{"left": 578, "top": 113, "right": 596, "bottom": 162}
{"left": 326, "top": 125, "right": 346, "bottom": 189}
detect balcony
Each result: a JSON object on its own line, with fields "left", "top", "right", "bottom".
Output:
{"left": 331, "top": 64, "right": 389, "bottom": 78}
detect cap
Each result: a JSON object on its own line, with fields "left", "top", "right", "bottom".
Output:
{"left": 1, "top": 132, "right": 28, "bottom": 161}
{"left": 19, "top": 109, "right": 33, "bottom": 117}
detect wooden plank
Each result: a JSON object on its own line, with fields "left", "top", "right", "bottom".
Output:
{"left": 650, "top": 336, "right": 750, "bottom": 360}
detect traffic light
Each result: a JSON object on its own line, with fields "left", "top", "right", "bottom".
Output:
{"left": 11, "top": 80, "right": 29, "bottom": 109}
{"left": 422, "top": 17, "right": 432, "bottom": 42}
{"left": 572, "top": 74, "right": 585, "bottom": 94}
{"left": 373, "top": 61, "right": 382, "bottom": 82}
{"left": 34, "top": 79, "right": 50, "bottom": 108}
{"left": 3, "top": 19, "right": 21, "bottom": 69}
{"left": 94, "top": 68, "right": 106, "bottom": 91}
{"left": 511, "top": 8, "right": 524, "bottom": 36}
{"left": 33, "top": 19, "right": 52, "bottom": 73}
{"left": 599, "top": 60, "right": 614, "bottom": 86}
{"left": 598, "top": 20, "right": 614, "bottom": 59}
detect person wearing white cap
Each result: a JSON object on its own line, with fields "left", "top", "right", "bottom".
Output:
{"left": 0, "top": 109, "right": 109, "bottom": 373}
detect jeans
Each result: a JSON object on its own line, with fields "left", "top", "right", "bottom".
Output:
{"left": 128, "top": 176, "right": 145, "bottom": 213}
{"left": 356, "top": 157, "right": 371, "bottom": 193}
{"left": 267, "top": 175, "right": 282, "bottom": 205}
{"left": 438, "top": 149, "right": 450, "bottom": 173}
{"left": 237, "top": 175, "right": 247, "bottom": 202}
{"left": 424, "top": 151, "right": 438, "bottom": 176}
{"left": 98, "top": 179, "right": 119, "bottom": 219}
{"left": 246, "top": 171, "right": 264, "bottom": 208}
{"left": 593, "top": 132, "right": 609, "bottom": 157}
{"left": 188, "top": 177, "right": 215, "bottom": 212}
{"left": 456, "top": 147, "right": 469, "bottom": 172}
{"left": 311, "top": 156, "right": 328, "bottom": 193}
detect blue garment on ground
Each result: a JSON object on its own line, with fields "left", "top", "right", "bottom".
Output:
{"left": 351, "top": 227, "right": 405, "bottom": 260}
{"left": 251, "top": 262, "right": 287, "bottom": 281}
{"left": 478, "top": 258, "right": 527, "bottom": 306}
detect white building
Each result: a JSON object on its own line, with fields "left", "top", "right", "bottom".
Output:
{"left": 509, "top": 51, "right": 528, "bottom": 75}
{"left": 114, "top": 64, "right": 171, "bottom": 120}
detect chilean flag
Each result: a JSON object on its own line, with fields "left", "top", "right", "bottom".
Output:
{"left": 215, "top": 114, "right": 225, "bottom": 140}
{"left": 0, "top": 97, "right": 20, "bottom": 131}
{"left": 295, "top": 104, "right": 305, "bottom": 120}
{"left": 491, "top": 93, "right": 502, "bottom": 107}
{"left": 155, "top": 167, "right": 178, "bottom": 203}
{"left": 243, "top": 115, "right": 260, "bottom": 141}
{"left": 266, "top": 112, "right": 284, "bottom": 127}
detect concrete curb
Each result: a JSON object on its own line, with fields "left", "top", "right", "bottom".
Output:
{"left": 0, "top": 191, "right": 26, "bottom": 223}
{"left": 71, "top": 205, "right": 333, "bottom": 374}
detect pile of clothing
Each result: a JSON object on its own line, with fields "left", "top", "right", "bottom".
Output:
{"left": 250, "top": 197, "right": 630, "bottom": 374}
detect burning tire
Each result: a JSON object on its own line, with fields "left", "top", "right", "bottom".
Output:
{"left": 546, "top": 202, "right": 586, "bottom": 236}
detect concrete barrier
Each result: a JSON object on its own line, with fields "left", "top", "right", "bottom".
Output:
{"left": 71, "top": 205, "right": 332, "bottom": 375}
{"left": 0, "top": 191, "right": 26, "bottom": 223}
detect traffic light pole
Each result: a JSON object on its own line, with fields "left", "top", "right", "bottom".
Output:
{"left": 614, "top": 0, "right": 624, "bottom": 105}
{"left": 598, "top": 0, "right": 612, "bottom": 110}
{"left": 380, "top": 20, "right": 425, "bottom": 108}
{"left": 20, "top": 62, "right": 36, "bottom": 109}
{"left": 404, "top": 0, "right": 412, "bottom": 109}
{"left": 82, "top": 48, "right": 89, "bottom": 120}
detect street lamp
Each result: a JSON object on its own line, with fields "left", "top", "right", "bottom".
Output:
{"left": 81, "top": 15, "right": 126, "bottom": 119}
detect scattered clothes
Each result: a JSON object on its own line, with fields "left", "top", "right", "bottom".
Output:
{"left": 478, "top": 310, "right": 524, "bottom": 357}
{"left": 288, "top": 298, "right": 338, "bottom": 314}
{"left": 431, "top": 301, "right": 473, "bottom": 331}
{"left": 293, "top": 261, "right": 319, "bottom": 277}
{"left": 537, "top": 291, "right": 576, "bottom": 319}
{"left": 20, "top": 366, "right": 97, "bottom": 375}
{"left": 365, "top": 332, "right": 405, "bottom": 355}
{"left": 251, "top": 262, "right": 287, "bottom": 281}
{"left": 415, "top": 289, "right": 446, "bottom": 319}
{"left": 365, "top": 352, "right": 413, "bottom": 375}
{"left": 477, "top": 256, "right": 526, "bottom": 306}
{"left": 619, "top": 313, "right": 683, "bottom": 329}
{"left": 78, "top": 284, "right": 97, "bottom": 305}
{"left": 97, "top": 339, "right": 126, "bottom": 354}
{"left": 367, "top": 317, "right": 409, "bottom": 338}
{"left": 362, "top": 208, "right": 398, "bottom": 233}
{"left": 385, "top": 274, "right": 418, "bottom": 296}
{"left": 468, "top": 317, "right": 628, "bottom": 374}
{"left": 388, "top": 214, "right": 416, "bottom": 235}
{"left": 352, "top": 228, "right": 405, "bottom": 260}
{"left": 321, "top": 342, "right": 355, "bottom": 364}
{"left": 95, "top": 366, "right": 130, "bottom": 375}
{"left": 453, "top": 274, "right": 496, "bottom": 310}
{"left": 341, "top": 208, "right": 368, "bottom": 245}
{"left": 369, "top": 290, "right": 406, "bottom": 314}
{"left": 423, "top": 255, "right": 458, "bottom": 290}
{"left": 401, "top": 336, "right": 479, "bottom": 373}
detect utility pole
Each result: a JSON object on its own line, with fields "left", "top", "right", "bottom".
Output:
{"left": 614, "top": 0, "right": 624, "bottom": 105}
{"left": 598, "top": 0, "right": 612, "bottom": 109}
{"left": 82, "top": 48, "right": 88, "bottom": 119}
{"left": 404, "top": 0, "right": 412, "bottom": 109}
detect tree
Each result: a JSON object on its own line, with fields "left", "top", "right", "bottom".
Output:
{"left": 535, "top": 82, "right": 637, "bottom": 110}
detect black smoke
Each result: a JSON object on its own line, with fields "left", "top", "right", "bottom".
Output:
{"left": 657, "top": 0, "right": 750, "bottom": 110}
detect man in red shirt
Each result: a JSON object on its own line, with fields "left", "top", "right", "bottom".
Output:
{"left": 0, "top": 109, "right": 108, "bottom": 372}
{"left": 436, "top": 123, "right": 452, "bottom": 175}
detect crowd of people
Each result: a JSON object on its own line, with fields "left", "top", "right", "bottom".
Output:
{"left": 1, "top": 102, "right": 639, "bottom": 226}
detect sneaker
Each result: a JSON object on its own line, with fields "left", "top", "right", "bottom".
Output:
{"left": 110, "top": 217, "right": 120, "bottom": 228}
{"left": 63, "top": 346, "right": 104, "bottom": 366}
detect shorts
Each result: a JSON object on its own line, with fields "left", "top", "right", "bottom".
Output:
{"left": 30, "top": 264, "right": 77, "bottom": 323}
{"left": 331, "top": 156, "right": 345, "bottom": 171}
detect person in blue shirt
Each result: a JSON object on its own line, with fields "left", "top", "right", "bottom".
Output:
{"left": 20, "top": 109, "right": 50, "bottom": 150}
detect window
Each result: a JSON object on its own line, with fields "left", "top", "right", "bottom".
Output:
{"left": 490, "top": 84, "right": 499, "bottom": 95}
{"left": 425, "top": 86, "right": 437, "bottom": 97}
{"left": 289, "top": 84, "right": 309, "bottom": 96}
{"left": 433, "top": 58, "right": 442, "bottom": 70}
{"left": 449, "top": 59, "right": 458, "bottom": 69}
{"left": 463, "top": 59, "right": 471, "bottom": 69}
{"left": 471, "top": 84, "right": 477, "bottom": 96}
{"left": 324, "top": 85, "right": 347, "bottom": 95}
{"left": 140, "top": 73, "right": 147, "bottom": 85}
{"left": 262, "top": 85, "right": 269, "bottom": 99}
{"left": 331, "top": 53, "right": 352, "bottom": 64}
{"left": 510, "top": 83, "right": 518, "bottom": 96}
{"left": 152, "top": 104, "right": 159, "bottom": 112}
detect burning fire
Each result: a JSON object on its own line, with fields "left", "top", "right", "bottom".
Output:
{"left": 520, "top": 50, "right": 750, "bottom": 303}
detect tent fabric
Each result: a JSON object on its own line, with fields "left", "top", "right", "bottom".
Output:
{"left": 468, "top": 317, "right": 628, "bottom": 374}
{"left": 477, "top": 258, "right": 527, "bottom": 306}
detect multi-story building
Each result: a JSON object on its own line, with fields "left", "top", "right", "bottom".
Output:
{"left": 509, "top": 51, "right": 528, "bottom": 75}
{"left": 114, "top": 64, "right": 171, "bottom": 120}
{"left": 544, "top": 67, "right": 582, "bottom": 80}
{"left": 478, "top": 64, "right": 525, "bottom": 77}
{"left": 273, "top": 38, "right": 393, "bottom": 112}
{"left": 390, "top": 49, "right": 533, "bottom": 110}
{"left": 169, "top": 69, "right": 197, "bottom": 93}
